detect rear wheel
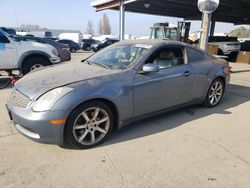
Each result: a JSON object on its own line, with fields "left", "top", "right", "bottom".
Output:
{"left": 21, "top": 57, "right": 50, "bottom": 75}
{"left": 204, "top": 78, "right": 225, "bottom": 107}
{"left": 65, "top": 101, "right": 114, "bottom": 149}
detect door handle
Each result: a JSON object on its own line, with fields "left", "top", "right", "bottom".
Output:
{"left": 183, "top": 71, "right": 190, "bottom": 77}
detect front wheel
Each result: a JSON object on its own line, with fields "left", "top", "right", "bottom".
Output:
{"left": 65, "top": 101, "right": 114, "bottom": 149}
{"left": 21, "top": 57, "right": 50, "bottom": 75}
{"left": 70, "top": 48, "right": 76, "bottom": 53}
{"left": 204, "top": 78, "right": 225, "bottom": 107}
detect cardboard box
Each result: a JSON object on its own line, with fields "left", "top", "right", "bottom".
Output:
{"left": 236, "top": 51, "right": 250, "bottom": 64}
{"left": 207, "top": 44, "right": 218, "bottom": 55}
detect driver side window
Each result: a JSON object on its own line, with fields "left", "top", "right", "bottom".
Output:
{"left": 146, "top": 47, "right": 185, "bottom": 70}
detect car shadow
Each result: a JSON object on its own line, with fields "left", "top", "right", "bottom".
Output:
{"left": 100, "top": 83, "right": 250, "bottom": 147}
{"left": 0, "top": 78, "right": 12, "bottom": 90}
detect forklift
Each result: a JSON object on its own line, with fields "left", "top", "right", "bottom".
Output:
{"left": 150, "top": 21, "right": 191, "bottom": 43}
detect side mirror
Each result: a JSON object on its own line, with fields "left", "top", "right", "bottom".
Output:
{"left": 142, "top": 64, "right": 159, "bottom": 73}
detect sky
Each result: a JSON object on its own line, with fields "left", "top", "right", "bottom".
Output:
{"left": 0, "top": 0, "right": 249, "bottom": 37}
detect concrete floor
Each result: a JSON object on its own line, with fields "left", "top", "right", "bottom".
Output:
{"left": 0, "top": 53, "right": 250, "bottom": 188}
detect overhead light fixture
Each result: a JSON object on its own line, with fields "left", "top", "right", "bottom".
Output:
{"left": 144, "top": 1, "right": 150, "bottom": 8}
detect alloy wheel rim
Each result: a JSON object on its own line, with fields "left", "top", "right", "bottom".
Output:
{"left": 209, "top": 81, "right": 223, "bottom": 105}
{"left": 73, "top": 107, "right": 110, "bottom": 145}
{"left": 30, "top": 64, "right": 43, "bottom": 71}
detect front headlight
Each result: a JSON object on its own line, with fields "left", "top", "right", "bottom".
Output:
{"left": 52, "top": 49, "right": 58, "bottom": 56}
{"left": 32, "top": 87, "right": 73, "bottom": 112}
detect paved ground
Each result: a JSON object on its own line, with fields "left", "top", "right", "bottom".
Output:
{"left": 0, "top": 53, "right": 250, "bottom": 188}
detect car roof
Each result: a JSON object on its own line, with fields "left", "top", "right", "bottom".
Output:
{"left": 82, "top": 38, "right": 94, "bottom": 40}
{"left": 114, "top": 39, "right": 189, "bottom": 48}
{"left": 58, "top": 39, "right": 72, "bottom": 41}
{"left": 113, "top": 39, "right": 208, "bottom": 55}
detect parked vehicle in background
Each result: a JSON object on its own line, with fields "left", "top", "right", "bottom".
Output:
{"left": 16, "top": 30, "right": 53, "bottom": 38}
{"left": 0, "top": 27, "right": 16, "bottom": 35}
{"left": 209, "top": 36, "right": 241, "bottom": 57}
{"left": 58, "top": 32, "right": 83, "bottom": 44}
{"left": 81, "top": 38, "right": 98, "bottom": 51}
{"left": 90, "top": 38, "right": 119, "bottom": 52}
{"left": 240, "top": 40, "right": 250, "bottom": 51}
{"left": 56, "top": 39, "right": 80, "bottom": 53}
{"left": 15, "top": 36, "right": 71, "bottom": 62}
{"left": 150, "top": 22, "right": 191, "bottom": 43}
{"left": 194, "top": 36, "right": 241, "bottom": 57}
{"left": 0, "top": 28, "right": 61, "bottom": 75}
{"left": 6, "top": 39, "right": 230, "bottom": 149}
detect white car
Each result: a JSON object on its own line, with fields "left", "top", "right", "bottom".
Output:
{"left": 0, "top": 28, "right": 61, "bottom": 75}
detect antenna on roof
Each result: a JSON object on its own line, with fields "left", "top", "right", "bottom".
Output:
{"left": 14, "top": 12, "right": 19, "bottom": 28}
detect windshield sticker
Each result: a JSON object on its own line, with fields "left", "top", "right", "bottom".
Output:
{"left": 0, "top": 43, "right": 6, "bottom": 51}
{"left": 135, "top": 44, "right": 152, "bottom": 49}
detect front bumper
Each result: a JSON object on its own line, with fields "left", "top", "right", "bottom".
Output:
{"left": 49, "top": 56, "right": 61, "bottom": 64}
{"left": 6, "top": 102, "right": 68, "bottom": 145}
{"left": 223, "top": 49, "right": 240, "bottom": 55}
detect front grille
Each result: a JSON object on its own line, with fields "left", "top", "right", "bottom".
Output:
{"left": 9, "top": 88, "right": 30, "bottom": 108}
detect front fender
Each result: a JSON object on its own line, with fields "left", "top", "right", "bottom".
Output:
{"left": 17, "top": 51, "right": 51, "bottom": 68}
{"left": 51, "top": 70, "right": 135, "bottom": 122}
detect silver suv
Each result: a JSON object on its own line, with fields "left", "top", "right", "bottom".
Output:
{"left": 208, "top": 36, "right": 241, "bottom": 56}
{"left": 195, "top": 36, "right": 241, "bottom": 57}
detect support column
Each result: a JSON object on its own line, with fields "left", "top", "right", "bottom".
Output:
{"left": 199, "top": 13, "right": 211, "bottom": 51}
{"left": 210, "top": 18, "right": 216, "bottom": 36}
{"left": 119, "top": 0, "right": 125, "bottom": 41}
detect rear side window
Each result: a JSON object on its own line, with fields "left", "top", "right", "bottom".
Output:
{"left": 146, "top": 47, "right": 185, "bottom": 69}
{"left": 187, "top": 47, "right": 205, "bottom": 63}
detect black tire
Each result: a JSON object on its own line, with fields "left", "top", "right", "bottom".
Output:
{"left": 204, "top": 78, "right": 225, "bottom": 108}
{"left": 65, "top": 101, "right": 114, "bottom": 149}
{"left": 21, "top": 56, "right": 50, "bottom": 75}
{"left": 217, "top": 49, "right": 224, "bottom": 56}
{"left": 70, "top": 48, "right": 76, "bottom": 53}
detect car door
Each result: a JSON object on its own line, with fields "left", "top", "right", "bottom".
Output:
{"left": 133, "top": 46, "right": 194, "bottom": 117}
{"left": 185, "top": 47, "right": 212, "bottom": 102}
{"left": 0, "top": 31, "right": 18, "bottom": 69}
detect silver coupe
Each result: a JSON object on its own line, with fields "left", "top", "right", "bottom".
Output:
{"left": 6, "top": 40, "right": 230, "bottom": 148}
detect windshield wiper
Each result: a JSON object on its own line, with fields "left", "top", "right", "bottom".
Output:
{"left": 83, "top": 59, "right": 91, "bottom": 65}
{"left": 83, "top": 59, "right": 111, "bottom": 69}
{"left": 91, "top": 62, "right": 111, "bottom": 69}
{"left": 88, "top": 60, "right": 111, "bottom": 69}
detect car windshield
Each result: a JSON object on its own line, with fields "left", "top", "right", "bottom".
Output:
{"left": 87, "top": 44, "right": 150, "bottom": 69}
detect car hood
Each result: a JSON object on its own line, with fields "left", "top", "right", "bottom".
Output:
{"left": 15, "top": 62, "right": 117, "bottom": 99}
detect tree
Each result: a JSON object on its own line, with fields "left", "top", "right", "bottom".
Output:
{"left": 230, "top": 26, "right": 250, "bottom": 38}
{"left": 98, "top": 13, "right": 112, "bottom": 35}
{"left": 86, "top": 20, "right": 94, "bottom": 35}
{"left": 98, "top": 19, "right": 103, "bottom": 35}
{"left": 102, "top": 13, "right": 111, "bottom": 35}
